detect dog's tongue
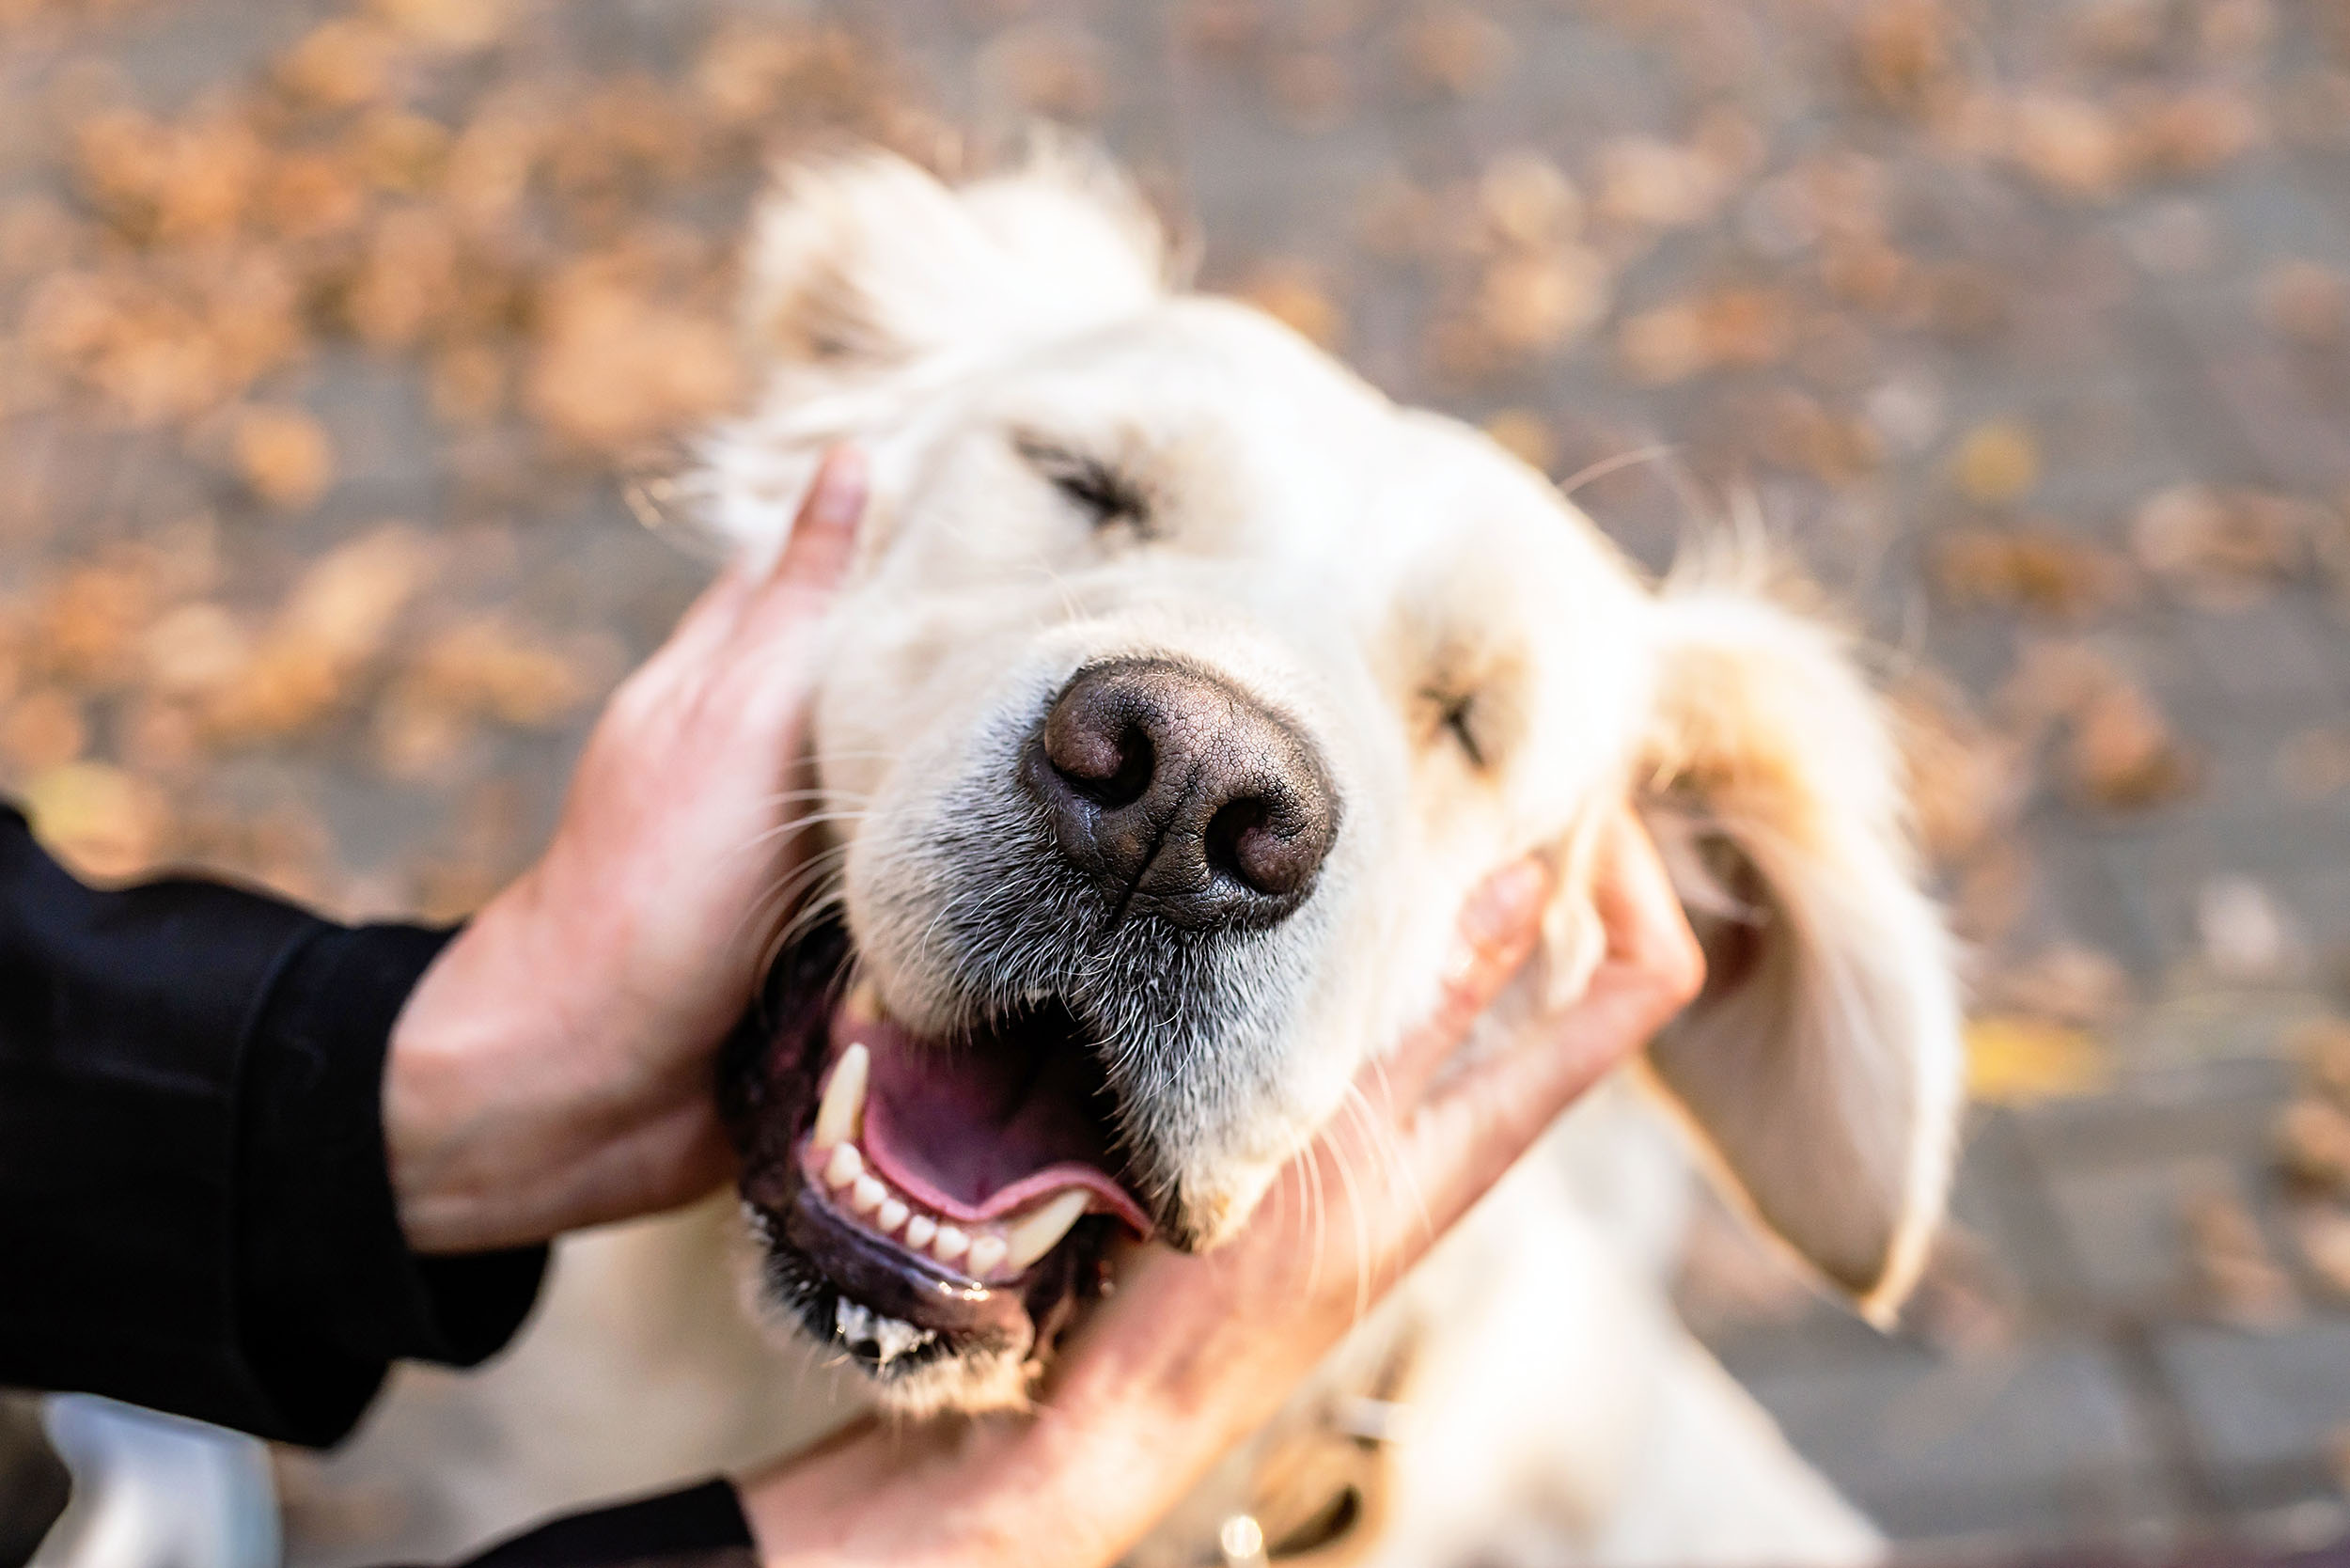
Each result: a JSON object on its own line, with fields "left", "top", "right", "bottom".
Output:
{"left": 851, "top": 1008, "right": 1150, "bottom": 1233}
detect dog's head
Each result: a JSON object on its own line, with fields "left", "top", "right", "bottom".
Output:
{"left": 703, "top": 150, "right": 1964, "bottom": 1411}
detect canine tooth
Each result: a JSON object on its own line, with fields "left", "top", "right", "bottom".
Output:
{"left": 1001, "top": 1189, "right": 1090, "bottom": 1275}
{"left": 932, "top": 1224, "right": 969, "bottom": 1263}
{"left": 876, "top": 1197, "right": 910, "bottom": 1235}
{"left": 822, "top": 1141, "right": 863, "bottom": 1189}
{"left": 850, "top": 1173, "right": 887, "bottom": 1215}
{"left": 813, "top": 1043, "right": 870, "bottom": 1151}
{"left": 965, "top": 1234, "right": 1009, "bottom": 1278}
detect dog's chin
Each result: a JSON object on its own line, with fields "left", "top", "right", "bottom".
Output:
{"left": 720, "top": 917, "right": 1152, "bottom": 1411}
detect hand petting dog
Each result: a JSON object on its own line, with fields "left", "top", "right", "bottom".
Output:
{"left": 384, "top": 447, "right": 868, "bottom": 1256}
{"left": 378, "top": 440, "right": 1700, "bottom": 1566}
{"left": 732, "top": 812, "right": 1703, "bottom": 1568}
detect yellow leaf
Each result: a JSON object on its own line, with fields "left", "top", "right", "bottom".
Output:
{"left": 1965, "top": 1014, "right": 2112, "bottom": 1104}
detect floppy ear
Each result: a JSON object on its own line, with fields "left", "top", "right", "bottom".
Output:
{"left": 1630, "top": 577, "right": 1965, "bottom": 1322}
{"left": 740, "top": 145, "right": 1167, "bottom": 383}
{"left": 702, "top": 146, "right": 1168, "bottom": 557}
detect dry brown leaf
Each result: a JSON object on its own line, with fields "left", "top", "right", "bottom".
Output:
{"left": 1235, "top": 260, "right": 1346, "bottom": 351}
{"left": 2262, "top": 260, "right": 2348, "bottom": 348}
{"left": 1930, "top": 525, "right": 2130, "bottom": 619}
{"left": 1267, "top": 52, "right": 1353, "bottom": 133}
{"left": 275, "top": 18, "right": 405, "bottom": 112}
{"left": 1474, "top": 248, "right": 1607, "bottom": 354}
{"left": 0, "top": 687, "right": 87, "bottom": 774}
{"left": 983, "top": 24, "right": 1106, "bottom": 122}
{"left": 140, "top": 602, "right": 252, "bottom": 700}
{"left": 2294, "top": 1018, "right": 2350, "bottom": 1106}
{"left": 1592, "top": 135, "right": 1725, "bottom": 230}
{"left": 2183, "top": 1184, "right": 2297, "bottom": 1329}
{"left": 1850, "top": 0, "right": 1959, "bottom": 117}
{"left": 232, "top": 405, "right": 337, "bottom": 511}
{"left": 1949, "top": 420, "right": 2042, "bottom": 507}
{"left": 2123, "top": 87, "right": 2262, "bottom": 178}
{"left": 1400, "top": 5, "right": 1509, "bottom": 99}
{"left": 21, "top": 760, "right": 168, "bottom": 882}
{"left": 2071, "top": 676, "right": 2194, "bottom": 808}
{"left": 1889, "top": 673, "right": 2022, "bottom": 867}
{"left": 2130, "top": 484, "right": 2315, "bottom": 610}
{"left": 2007, "top": 94, "right": 2130, "bottom": 202}
{"left": 1478, "top": 151, "right": 1581, "bottom": 247}
{"left": 1981, "top": 943, "right": 2133, "bottom": 1029}
{"left": 525, "top": 254, "right": 743, "bottom": 454}
{"left": 204, "top": 525, "right": 436, "bottom": 741}
{"left": 2280, "top": 1099, "right": 2350, "bottom": 1195}
{"left": 1615, "top": 303, "right": 1707, "bottom": 386}
{"left": 1480, "top": 409, "right": 1554, "bottom": 474}
{"left": 2291, "top": 1204, "right": 2350, "bottom": 1299}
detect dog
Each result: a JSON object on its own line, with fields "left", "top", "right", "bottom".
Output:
{"left": 296, "top": 147, "right": 1964, "bottom": 1568}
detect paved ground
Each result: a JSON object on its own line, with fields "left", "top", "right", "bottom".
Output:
{"left": 5, "top": 0, "right": 2350, "bottom": 1560}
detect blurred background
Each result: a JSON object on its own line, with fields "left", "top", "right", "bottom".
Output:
{"left": 3, "top": 0, "right": 2350, "bottom": 1560}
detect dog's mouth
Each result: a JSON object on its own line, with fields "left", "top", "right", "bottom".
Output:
{"left": 726, "top": 919, "right": 1152, "bottom": 1378}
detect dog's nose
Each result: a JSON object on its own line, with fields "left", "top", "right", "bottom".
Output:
{"left": 1023, "top": 657, "right": 1340, "bottom": 931}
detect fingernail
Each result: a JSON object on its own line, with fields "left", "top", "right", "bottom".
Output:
{"left": 1443, "top": 857, "right": 1549, "bottom": 984}
{"left": 808, "top": 447, "right": 868, "bottom": 531}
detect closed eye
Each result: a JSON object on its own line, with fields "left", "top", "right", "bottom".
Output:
{"left": 1016, "top": 437, "right": 1152, "bottom": 535}
{"left": 1430, "top": 691, "right": 1487, "bottom": 769}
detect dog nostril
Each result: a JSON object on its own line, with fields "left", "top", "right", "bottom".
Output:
{"left": 1044, "top": 714, "right": 1156, "bottom": 809}
{"left": 1203, "top": 795, "right": 1313, "bottom": 898}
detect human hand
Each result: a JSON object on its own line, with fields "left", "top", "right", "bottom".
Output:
{"left": 733, "top": 812, "right": 1704, "bottom": 1567}
{"left": 384, "top": 449, "right": 867, "bottom": 1255}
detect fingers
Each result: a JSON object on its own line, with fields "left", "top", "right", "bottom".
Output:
{"left": 1378, "top": 856, "right": 1552, "bottom": 1109}
{"left": 732, "top": 446, "right": 868, "bottom": 650}
{"left": 1412, "top": 815, "right": 1701, "bottom": 1208}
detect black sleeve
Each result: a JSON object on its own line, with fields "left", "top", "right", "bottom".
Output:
{"left": 0, "top": 804, "right": 547, "bottom": 1447}
{"left": 445, "top": 1478, "right": 756, "bottom": 1567}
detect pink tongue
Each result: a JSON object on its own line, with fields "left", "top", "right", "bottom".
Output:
{"left": 846, "top": 1011, "right": 1151, "bottom": 1234}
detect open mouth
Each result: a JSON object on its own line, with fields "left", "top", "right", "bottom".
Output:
{"left": 724, "top": 919, "right": 1152, "bottom": 1378}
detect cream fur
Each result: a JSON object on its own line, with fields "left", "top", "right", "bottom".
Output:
{"left": 298, "top": 149, "right": 1964, "bottom": 1568}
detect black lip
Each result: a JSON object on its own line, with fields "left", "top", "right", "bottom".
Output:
{"left": 718, "top": 915, "right": 1115, "bottom": 1372}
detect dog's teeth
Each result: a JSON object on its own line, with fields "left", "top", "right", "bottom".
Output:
{"left": 903, "top": 1214, "right": 937, "bottom": 1250}
{"left": 843, "top": 977, "right": 883, "bottom": 1027}
{"left": 822, "top": 1140, "right": 863, "bottom": 1190}
{"left": 932, "top": 1224, "right": 969, "bottom": 1263}
{"left": 875, "top": 1197, "right": 910, "bottom": 1235}
{"left": 1001, "top": 1189, "right": 1090, "bottom": 1275}
{"left": 850, "top": 1173, "right": 887, "bottom": 1215}
{"left": 812, "top": 1043, "right": 869, "bottom": 1151}
{"left": 965, "top": 1234, "right": 1008, "bottom": 1278}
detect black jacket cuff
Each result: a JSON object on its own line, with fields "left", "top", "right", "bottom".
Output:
{"left": 238, "top": 920, "right": 548, "bottom": 1445}
{"left": 453, "top": 1478, "right": 756, "bottom": 1566}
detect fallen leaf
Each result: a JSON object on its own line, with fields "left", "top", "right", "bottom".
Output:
{"left": 1480, "top": 408, "right": 1554, "bottom": 473}
{"left": 1930, "top": 525, "right": 2130, "bottom": 619}
{"left": 232, "top": 405, "right": 337, "bottom": 511}
{"left": 1949, "top": 420, "right": 2042, "bottom": 507}
{"left": 2182, "top": 1184, "right": 2297, "bottom": 1330}
{"left": 2262, "top": 260, "right": 2348, "bottom": 348}
{"left": 1235, "top": 259, "right": 1346, "bottom": 351}
{"left": 1965, "top": 1015, "right": 2113, "bottom": 1104}
{"left": 21, "top": 760, "right": 168, "bottom": 882}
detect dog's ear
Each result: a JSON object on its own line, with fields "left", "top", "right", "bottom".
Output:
{"left": 1624, "top": 579, "right": 1964, "bottom": 1322}
{"left": 740, "top": 147, "right": 1167, "bottom": 380}
{"left": 701, "top": 148, "right": 1168, "bottom": 561}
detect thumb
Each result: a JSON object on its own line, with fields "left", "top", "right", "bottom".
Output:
{"left": 734, "top": 446, "right": 868, "bottom": 646}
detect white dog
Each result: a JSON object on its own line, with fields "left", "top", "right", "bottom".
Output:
{"left": 299, "top": 148, "right": 1963, "bottom": 1568}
